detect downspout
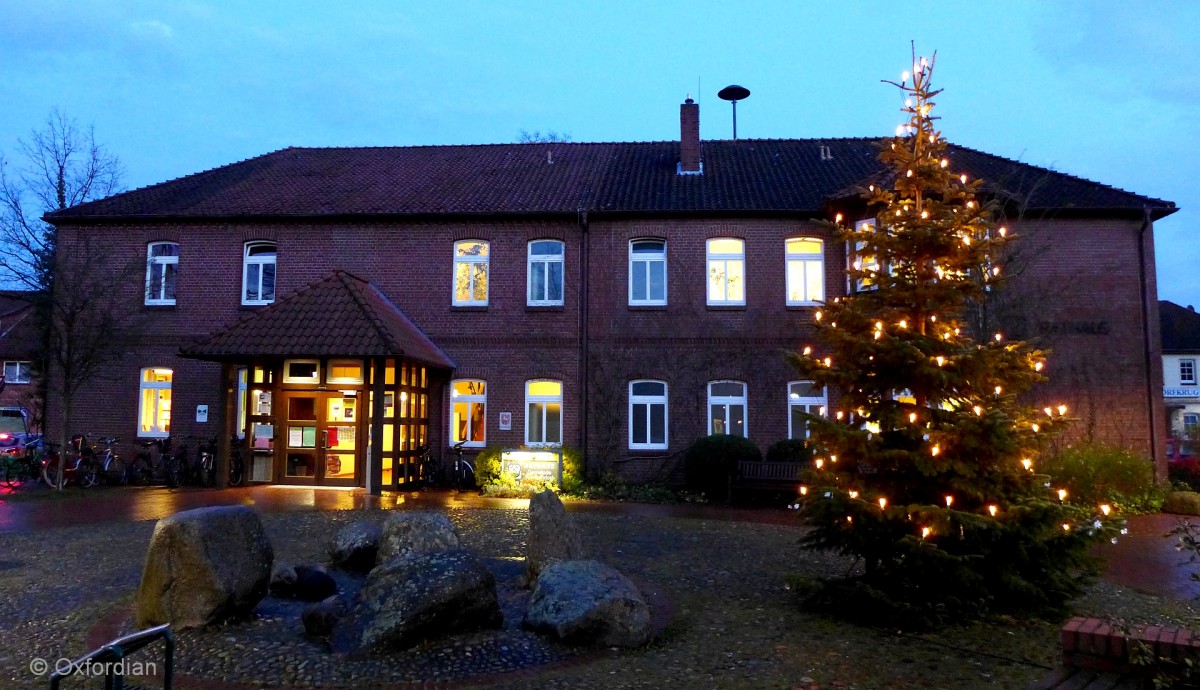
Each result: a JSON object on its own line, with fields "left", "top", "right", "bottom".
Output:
{"left": 1137, "top": 206, "right": 1162, "bottom": 476}
{"left": 578, "top": 209, "right": 590, "bottom": 469}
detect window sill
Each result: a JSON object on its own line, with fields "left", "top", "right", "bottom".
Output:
{"left": 239, "top": 303, "right": 272, "bottom": 311}
{"left": 786, "top": 304, "right": 822, "bottom": 311}
{"left": 451, "top": 305, "right": 489, "bottom": 313}
{"left": 525, "top": 305, "right": 565, "bottom": 313}
{"left": 143, "top": 303, "right": 177, "bottom": 311}
{"left": 706, "top": 304, "right": 747, "bottom": 311}
{"left": 627, "top": 305, "right": 668, "bottom": 311}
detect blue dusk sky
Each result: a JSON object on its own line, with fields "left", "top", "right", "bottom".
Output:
{"left": 2, "top": 1, "right": 1197, "bottom": 304}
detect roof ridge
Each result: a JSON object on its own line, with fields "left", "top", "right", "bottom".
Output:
{"left": 336, "top": 271, "right": 404, "bottom": 354}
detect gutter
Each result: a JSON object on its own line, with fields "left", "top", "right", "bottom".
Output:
{"left": 578, "top": 209, "right": 589, "bottom": 465}
{"left": 1137, "top": 206, "right": 1162, "bottom": 472}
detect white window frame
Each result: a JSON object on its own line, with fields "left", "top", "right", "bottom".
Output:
{"left": 138, "top": 367, "right": 173, "bottom": 438}
{"left": 787, "top": 381, "right": 827, "bottom": 439}
{"left": 453, "top": 240, "right": 490, "bottom": 306}
{"left": 282, "top": 359, "right": 320, "bottom": 384}
{"left": 525, "top": 379, "right": 563, "bottom": 447}
{"left": 527, "top": 240, "right": 565, "bottom": 306}
{"left": 706, "top": 238, "right": 746, "bottom": 306}
{"left": 629, "top": 380, "right": 668, "bottom": 450}
{"left": 629, "top": 239, "right": 667, "bottom": 306}
{"left": 848, "top": 219, "right": 881, "bottom": 293}
{"left": 785, "top": 237, "right": 824, "bottom": 306}
{"left": 145, "top": 241, "right": 179, "bottom": 305}
{"left": 2, "top": 361, "right": 31, "bottom": 384}
{"left": 707, "top": 380, "right": 748, "bottom": 437}
{"left": 450, "top": 379, "right": 487, "bottom": 447}
{"left": 242, "top": 241, "right": 277, "bottom": 306}
{"left": 1182, "top": 359, "right": 1197, "bottom": 386}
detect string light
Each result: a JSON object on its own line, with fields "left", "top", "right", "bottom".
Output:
{"left": 988, "top": 505, "right": 998, "bottom": 516}
{"left": 909, "top": 412, "right": 917, "bottom": 423}
{"left": 1057, "top": 489, "right": 1068, "bottom": 502}
{"left": 1022, "top": 458, "right": 1033, "bottom": 470}
{"left": 1032, "top": 423, "right": 1040, "bottom": 433}
{"left": 878, "top": 497, "right": 888, "bottom": 509}
{"left": 1062, "top": 523, "right": 1071, "bottom": 532}
{"left": 931, "top": 445, "right": 941, "bottom": 456}
{"left": 799, "top": 486, "right": 809, "bottom": 496}
{"left": 973, "top": 405, "right": 983, "bottom": 416}
{"left": 849, "top": 490, "right": 859, "bottom": 499}
{"left": 1057, "top": 405, "right": 1068, "bottom": 415}
{"left": 835, "top": 213, "right": 843, "bottom": 223}
{"left": 803, "top": 346, "right": 812, "bottom": 356}
{"left": 1100, "top": 504, "right": 1111, "bottom": 516}
{"left": 944, "top": 495, "right": 954, "bottom": 507}
{"left": 815, "top": 459, "right": 825, "bottom": 469}
{"left": 921, "top": 526, "right": 932, "bottom": 539}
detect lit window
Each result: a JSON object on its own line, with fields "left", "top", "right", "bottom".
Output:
{"left": 785, "top": 238, "right": 824, "bottom": 305}
{"left": 788, "top": 381, "right": 826, "bottom": 439}
{"left": 630, "top": 239, "right": 667, "bottom": 305}
{"left": 849, "top": 219, "right": 881, "bottom": 293}
{"left": 629, "top": 380, "right": 668, "bottom": 449}
{"left": 327, "top": 360, "right": 364, "bottom": 384}
{"left": 138, "top": 368, "right": 172, "bottom": 438}
{"left": 2, "top": 361, "right": 31, "bottom": 385}
{"left": 528, "top": 240, "right": 564, "bottom": 305}
{"left": 243, "top": 242, "right": 277, "bottom": 305}
{"left": 454, "top": 240, "right": 489, "bottom": 306}
{"left": 1182, "top": 359, "right": 1196, "bottom": 386}
{"left": 450, "top": 379, "right": 487, "bottom": 447}
{"left": 708, "top": 380, "right": 747, "bottom": 437}
{"left": 526, "top": 379, "right": 563, "bottom": 446}
{"left": 145, "top": 242, "right": 179, "bottom": 305}
{"left": 707, "top": 238, "right": 745, "bottom": 306}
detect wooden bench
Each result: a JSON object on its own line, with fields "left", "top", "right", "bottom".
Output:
{"left": 735, "top": 461, "right": 805, "bottom": 492}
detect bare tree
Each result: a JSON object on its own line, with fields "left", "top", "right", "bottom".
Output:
{"left": 517, "top": 129, "right": 573, "bottom": 144}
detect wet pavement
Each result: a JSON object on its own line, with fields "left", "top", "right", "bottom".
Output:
{"left": 1, "top": 482, "right": 1197, "bottom": 603}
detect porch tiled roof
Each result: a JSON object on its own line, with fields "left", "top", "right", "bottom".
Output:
{"left": 181, "top": 271, "right": 455, "bottom": 368}
{"left": 46, "top": 139, "right": 1175, "bottom": 221}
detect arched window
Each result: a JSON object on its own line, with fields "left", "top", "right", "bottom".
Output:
{"left": 629, "top": 239, "right": 667, "bottom": 305}
{"left": 629, "top": 380, "right": 668, "bottom": 449}
{"left": 785, "top": 238, "right": 824, "bottom": 305}
{"left": 528, "top": 240, "right": 564, "bottom": 305}
{"left": 787, "top": 381, "right": 826, "bottom": 439}
{"left": 450, "top": 379, "right": 487, "bottom": 447}
{"left": 453, "top": 240, "right": 490, "bottom": 306}
{"left": 145, "top": 242, "right": 179, "bottom": 305}
{"left": 243, "top": 241, "right": 277, "bottom": 305}
{"left": 525, "top": 379, "right": 563, "bottom": 446}
{"left": 707, "top": 380, "right": 747, "bottom": 437}
{"left": 706, "top": 238, "right": 745, "bottom": 306}
{"left": 138, "top": 367, "right": 173, "bottom": 437}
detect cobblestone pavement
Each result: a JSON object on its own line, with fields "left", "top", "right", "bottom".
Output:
{"left": 0, "top": 484, "right": 1195, "bottom": 689}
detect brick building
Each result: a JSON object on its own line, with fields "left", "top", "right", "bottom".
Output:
{"left": 0, "top": 292, "right": 40, "bottom": 425}
{"left": 1161, "top": 300, "right": 1200, "bottom": 457}
{"left": 44, "top": 99, "right": 1176, "bottom": 490}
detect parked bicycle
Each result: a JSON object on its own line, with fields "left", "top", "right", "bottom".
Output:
{"left": 41, "top": 435, "right": 98, "bottom": 488}
{"left": 0, "top": 443, "right": 38, "bottom": 488}
{"left": 92, "top": 436, "right": 127, "bottom": 485}
{"left": 415, "top": 445, "right": 441, "bottom": 488}
{"left": 228, "top": 435, "right": 244, "bottom": 487}
{"left": 184, "top": 435, "right": 218, "bottom": 487}
{"left": 451, "top": 441, "right": 476, "bottom": 491}
{"left": 129, "top": 437, "right": 181, "bottom": 487}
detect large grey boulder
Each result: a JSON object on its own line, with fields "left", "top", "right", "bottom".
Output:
{"left": 524, "top": 489, "right": 586, "bottom": 586}
{"left": 376, "top": 512, "right": 460, "bottom": 564}
{"left": 303, "top": 595, "right": 348, "bottom": 638}
{"left": 328, "top": 520, "right": 381, "bottom": 572}
{"left": 135, "top": 505, "right": 273, "bottom": 629}
{"left": 338, "top": 549, "right": 502, "bottom": 652}
{"left": 270, "top": 562, "right": 337, "bottom": 601}
{"left": 523, "top": 559, "right": 651, "bottom": 648}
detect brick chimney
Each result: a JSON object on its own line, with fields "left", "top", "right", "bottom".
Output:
{"left": 679, "top": 96, "right": 702, "bottom": 175}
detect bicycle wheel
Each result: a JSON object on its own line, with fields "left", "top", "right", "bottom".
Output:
{"left": 228, "top": 456, "right": 244, "bottom": 486}
{"left": 1, "top": 458, "right": 17, "bottom": 488}
{"left": 78, "top": 459, "right": 100, "bottom": 488}
{"left": 129, "top": 456, "right": 150, "bottom": 485}
{"left": 42, "top": 456, "right": 62, "bottom": 488}
{"left": 165, "top": 457, "right": 180, "bottom": 488}
{"left": 202, "top": 455, "right": 216, "bottom": 487}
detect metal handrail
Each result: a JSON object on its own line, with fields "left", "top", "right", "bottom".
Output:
{"left": 49, "top": 623, "right": 173, "bottom": 690}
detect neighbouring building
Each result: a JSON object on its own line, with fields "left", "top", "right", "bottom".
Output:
{"left": 0, "top": 291, "right": 40, "bottom": 429}
{"left": 1161, "top": 300, "right": 1200, "bottom": 458}
{"left": 43, "top": 98, "right": 1176, "bottom": 490}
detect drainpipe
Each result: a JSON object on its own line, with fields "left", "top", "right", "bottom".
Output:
{"left": 1137, "top": 206, "right": 1164, "bottom": 478}
{"left": 578, "top": 209, "right": 590, "bottom": 468}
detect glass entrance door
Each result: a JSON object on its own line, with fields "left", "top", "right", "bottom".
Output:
{"left": 282, "top": 391, "right": 359, "bottom": 486}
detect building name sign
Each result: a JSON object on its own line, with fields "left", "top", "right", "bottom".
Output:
{"left": 500, "top": 449, "right": 563, "bottom": 488}
{"left": 1164, "top": 387, "right": 1200, "bottom": 399}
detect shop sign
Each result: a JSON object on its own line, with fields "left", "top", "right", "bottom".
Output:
{"left": 1165, "top": 387, "right": 1200, "bottom": 399}
{"left": 500, "top": 449, "right": 562, "bottom": 487}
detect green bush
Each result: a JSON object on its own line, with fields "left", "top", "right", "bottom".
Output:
{"left": 569, "top": 472, "right": 701, "bottom": 503}
{"left": 684, "top": 434, "right": 761, "bottom": 500}
{"left": 766, "top": 438, "right": 813, "bottom": 464}
{"left": 1169, "top": 460, "right": 1200, "bottom": 492}
{"left": 1039, "top": 443, "right": 1164, "bottom": 514}
{"left": 473, "top": 445, "right": 584, "bottom": 497}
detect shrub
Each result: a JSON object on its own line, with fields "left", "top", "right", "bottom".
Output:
{"left": 1169, "top": 459, "right": 1200, "bottom": 492}
{"left": 765, "top": 439, "right": 813, "bottom": 464}
{"left": 1039, "top": 443, "right": 1164, "bottom": 514}
{"left": 569, "top": 472, "right": 700, "bottom": 503}
{"left": 684, "top": 434, "right": 761, "bottom": 500}
{"left": 474, "top": 445, "right": 584, "bottom": 497}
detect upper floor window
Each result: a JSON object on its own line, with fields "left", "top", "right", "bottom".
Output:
{"left": 629, "top": 380, "right": 668, "bottom": 449}
{"left": 1182, "top": 359, "right": 1196, "bottom": 385}
{"left": 145, "top": 242, "right": 179, "bottom": 305}
{"left": 849, "top": 219, "right": 881, "bottom": 293}
{"left": 454, "top": 240, "right": 489, "bottom": 306}
{"left": 528, "top": 240, "right": 564, "bottom": 306}
{"left": 788, "top": 381, "right": 826, "bottom": 439}
{"left": 243, "top": 242, "right": 277, "bottom": 305}
{"left": 707, "top": 238, "right": 745, "bottom": 306}
{"left": 3, "top": 361, "right": 31, "bottom": 385}
{"left": 450, "top": 379, "right": 487, "bottom": 447}
{"left": 708, "top": 380, "right": 747, "bottom": 437}
{"left": 786, "top": 238, "right": 824, "bottom": 305}
{"left": 138, "top": 367, "right": 172, "bottom": 438}
{"left": 526, "top": 379, "right": 562, "bottom": 446}
{"left": 630, "top": 239, "right": 667, "bottom": 305}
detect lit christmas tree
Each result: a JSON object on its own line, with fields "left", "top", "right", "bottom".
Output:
{"left": 789, "top": 50, "right": 1117, "bottom": 626}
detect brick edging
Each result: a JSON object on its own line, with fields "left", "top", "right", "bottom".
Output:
{"left": 1061, "top": 615, "right": 1200, "bottom": 674}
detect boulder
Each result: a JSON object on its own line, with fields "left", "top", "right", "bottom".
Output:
{"left": 524, "top": 489, "right": 586, "bottom": 586}
{"left": 376, "top": 512, "right": 460, "bottom": 564}
{"left": 271, "top": 562, "right": 337, "bottom": 601}
{"left": 1165, "top": 491, "right": 1200, "bottom": 515}
{"left": 523, "top": 560, "right": 651, "bottom": 648}
{"left": 302, "top": 595, "right": 348, "bottom": 637}
{"left": 338, "top": 549, "right": 501, "bottom": 652}
{"left": 329, "top": 520, "right": 381, "bottom": 572}
{"left": 135, "top": 505, "right": 273, "bottom": 629}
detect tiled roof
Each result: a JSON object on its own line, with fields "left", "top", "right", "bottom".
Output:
{"left": 1161, "top": 301, "right": 1200, "bottom": 353}
{"left": 181, "top": 271, "right": 455, "bottom": 368}
{"left": 47, "top": 139, "right": 1175, "bottom": 221}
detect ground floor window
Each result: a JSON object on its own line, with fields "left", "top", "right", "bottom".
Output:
{"left": 708, "top": 381, "right": 747, "bottom": 436}
{"left": 788, "top": 381, "right": 826, "bottom": 439}
{"left": 526, "top": 379, "right": 562, "bottom": 446}
{"left": 629, "top": 380, "right": 667, "bottom": 449}
{"left": 450, "top": 379, "right": 486, "bottom": 447}
{"left": 138, "top": 367, "right": 172, "bottom": 437}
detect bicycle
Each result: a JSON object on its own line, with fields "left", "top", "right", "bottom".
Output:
{"left": 129, "top": 437, "right": 181, "bottom": 487}
{"left": 451, "top": 441, "right": 476, "bottom": 491}
{"left": 92, "top": 436, "right": 127, "bottom": 485}
{"left": 228, "top": 435, "right": 244, "bottom": 487}
{"left": 0, "top": 445, "right": 34, "bottom": 488}
{"left": 41, "top": 436, "right": 98, "bottom": 488}
{"left": 416, "top": 445, "right": 441, "bottom": 488}
{"left": 191, "top": 436, "right": 217, "bottom": 487}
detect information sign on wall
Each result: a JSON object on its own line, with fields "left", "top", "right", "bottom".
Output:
{"left": 500, "top": 449, "right": 562, "bottom": 488}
